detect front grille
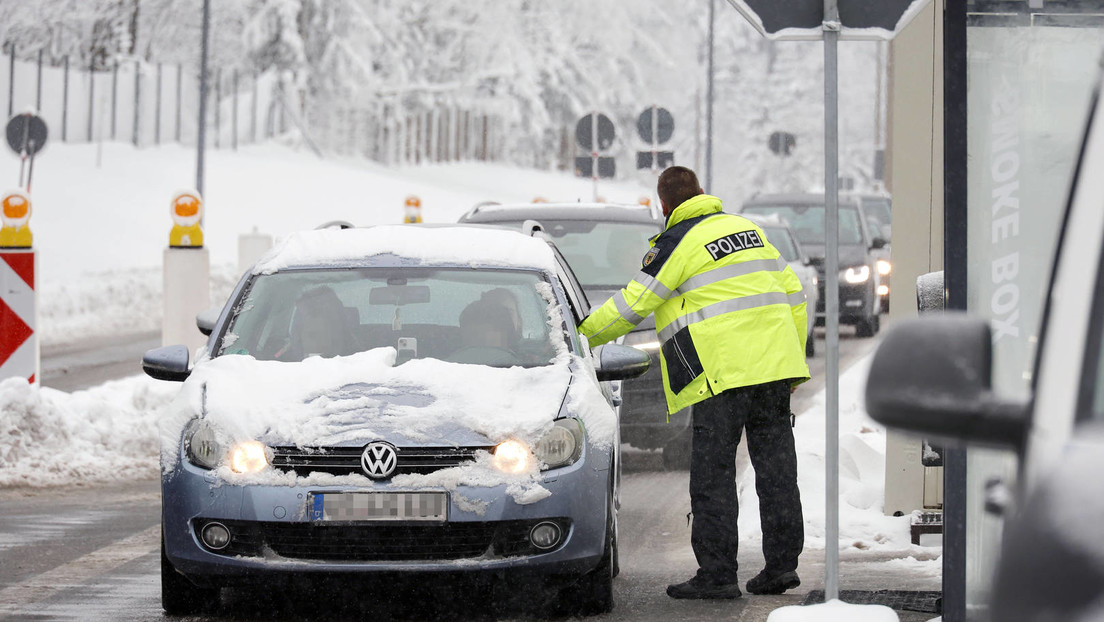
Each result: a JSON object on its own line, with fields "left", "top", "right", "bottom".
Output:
{"left": 271, "top": 445, "right": 492, "bottom": 477}
{"left": 198, "top": 518, "right": 570, "bottom": 561}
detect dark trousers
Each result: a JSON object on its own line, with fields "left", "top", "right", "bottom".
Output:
{"left": 689, "top": 380, "right": 804, "bottom": 583}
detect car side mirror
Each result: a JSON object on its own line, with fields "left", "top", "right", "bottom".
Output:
{"left": 593, "top": 344, "right": 651, "bottom": 381}
{"left": 871, "top": 237, "right": 888, "bottom": 250}
{"left": 143, "top": 345, "right": 191, "bottom": 382}
{"left": 865, "top": 315, "right": 1027, "bottom": 450}
{"left": 196, "top": 307, "right": 221, "bottom": 336}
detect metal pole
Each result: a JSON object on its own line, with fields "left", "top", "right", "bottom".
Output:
{"left": 175, "top": 63, "right": 182, "bottom": 142}
{"left": 822, "top": 0, "right": 841, "bottom": 603}
{"left": 705, "top": 0, "right": 715, "bottom": 193}
{"left": 232, "top": 69, "right": 238, "bottom": 151}
{"left": 133, "top": 60, "right": 140, "bottom": 146}
{"left": 87, "top": 59, "right": 94, "bottom": 142}
{"left": 196, "top": 0, "right": 211, "bottom": 196}
{"left": 251, "top": 72, "right": 257, "bottom": 143}
{"left": 62, "top": 55, "right": 69, "bottom": 141}
{"left": 111, "top": 60, "right": 118, "bottom": 140}
{"left": 943, "top": 1, "right": 968, "bottom": 619}
{"left": 155, "top": 63, "right": 162, "bottom": 145}
{"left": 214, "top": 68, "right": 221, "bottom": 150}
{"left": 8, "top": 43, "right": 15, "bottom": 118}
{"left": 35, "top": 49, "right": 42, "bottom": 111}
{"left": 591, "top": 111, "right": 598, "bottom": 201}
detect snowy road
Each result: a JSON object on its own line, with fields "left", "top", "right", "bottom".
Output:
{"left": 0, "top": 327, "right": 938, "bottom": 621}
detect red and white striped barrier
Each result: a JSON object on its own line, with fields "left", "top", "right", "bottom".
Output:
{"left": 0, "top": 250, "right": 37, "bottom": 383}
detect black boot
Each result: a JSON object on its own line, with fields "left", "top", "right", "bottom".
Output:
{"left": 745, "top": 569, "right": 800, "bottom": 595}
{"left": 666, "top": 575, "right": 743, "bottom": 600}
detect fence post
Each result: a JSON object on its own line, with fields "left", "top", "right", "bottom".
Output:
{"left": 111, "top": 60, "right": 118, "bottom": 140}
{"left": 214, "top": 68, "right": 221, "bottom": 149}
{"left": 62, "top": 56, "right": 69, "bottom": 141}
{"left": 35, "top": 49, "right": 42, "bottom": 111}
{"left": 8, "top": 43, "right": 15, "bottom": 118}
{"left": 87, "top": 59, "right": 94, "bottom": 142}
{"left": 133, "top": 60, "right": 140, "bottom": 147}
{"left": 155, "top": 63, "right": 162, "bottom": 145}
{"left": 175, "top": 63, "right": 182, "bottom": 142}
{"left": 232, "top": 69, "right": 238, "bottom": 150}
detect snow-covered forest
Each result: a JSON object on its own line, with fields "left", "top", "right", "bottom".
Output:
{"left": 0, "top": 0, "right": 885, "bottom": 207}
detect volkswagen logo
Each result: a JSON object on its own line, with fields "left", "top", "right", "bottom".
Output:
{"left": 361, "top": 442, "right": 398, "bottom": 479}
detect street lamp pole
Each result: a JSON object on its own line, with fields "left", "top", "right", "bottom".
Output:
{"left": 705, "top": 0, "right": 716, "bottom": 193}
{"left": 196, "top": 0, "right": 211, "bottom": 197}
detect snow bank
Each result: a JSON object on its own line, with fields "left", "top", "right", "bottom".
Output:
{"left": 0, "top": 376, "right": 178, "bottom": 487}
{"left": 736, "top": 355, "right": 940, "bottom": 563}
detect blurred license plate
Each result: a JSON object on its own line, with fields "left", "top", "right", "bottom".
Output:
{"left": 310, "top": 492, "right": 447, "bottom": 522}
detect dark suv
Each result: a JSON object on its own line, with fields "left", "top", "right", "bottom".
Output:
{"left": 458, "top": 202, "right": 692, "bottom": 468}
{"left": 738, "top": 193, "right": 887, "bottom": 337}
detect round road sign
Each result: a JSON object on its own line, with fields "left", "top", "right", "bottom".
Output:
{"left": 575, "top": 113, "right": 615, "bottom": 151}
{"left": 5, "top": 113, "right": 48, "bottom": 156}
{"left": 637, "top": 107, "right": 674, "bottom": 144}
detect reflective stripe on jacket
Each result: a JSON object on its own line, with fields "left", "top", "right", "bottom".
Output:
{"left": 579, "top": 194, "right": 810, "bottom": 414}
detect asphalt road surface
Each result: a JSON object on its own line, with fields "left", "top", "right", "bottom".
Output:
{"left": 3, "top": 324, "right": 940, "bottom": 621}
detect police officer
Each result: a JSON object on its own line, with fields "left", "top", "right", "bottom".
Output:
{"left": 579, "top": 166, "right": 809, "bottom": 600}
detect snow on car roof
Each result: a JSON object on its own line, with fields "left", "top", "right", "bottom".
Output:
{"left": 253, "top": 224, "right": 559, "bottom": 274}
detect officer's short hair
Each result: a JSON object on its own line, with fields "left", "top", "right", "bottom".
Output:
{"left": 658, "top": 166, "right": 704, "bottom": 210}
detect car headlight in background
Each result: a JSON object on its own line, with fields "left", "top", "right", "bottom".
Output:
{"left": 534, "top": 419, "right": 584, "bottom": 469}
{"left": 842, "top": 265, "right": 871, "bottom": 284}
{"left": 493, "top": 439, "right": 533, "bottom": 473}
{"left": 621, "top": 330, "right": 661, "bottom": 352}
{"left": 877, "top": 259, "right": 892, "bottom": 276}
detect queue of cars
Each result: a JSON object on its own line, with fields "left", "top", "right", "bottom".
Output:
{"left": 738, "top": 192, "right": 890, "bottom": 336}
{"left": 145, "top": 224, "right": 650, "bottom": 616}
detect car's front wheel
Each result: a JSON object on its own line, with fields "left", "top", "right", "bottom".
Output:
{"left": 562, "top": 489, "right": 616, "bottom": 615}
{"left": 161, "top": 533, "right": 219, "bottom": 615}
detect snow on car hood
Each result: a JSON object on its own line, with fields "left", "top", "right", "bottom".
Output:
{"left": 159, "top": 347, "right": 616, "bottom": 491}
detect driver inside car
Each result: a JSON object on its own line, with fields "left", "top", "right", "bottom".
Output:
{"left": 275, "top": 286, "right": 352, "bottom": 361}
{"left": 447, "top": 298, "right": 522, "bottom": 367}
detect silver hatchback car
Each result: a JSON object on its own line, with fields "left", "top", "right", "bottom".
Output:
{"left": 144, "top": 224, "right": 649, "bottom": 616}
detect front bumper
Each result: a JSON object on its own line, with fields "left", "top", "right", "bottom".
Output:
{"left": 815, "top": 279, "right": 876, "bottom": 325}
{"left": 162, "top": 445, "right": 611, "bottom": 587}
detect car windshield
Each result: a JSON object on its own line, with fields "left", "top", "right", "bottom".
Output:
{"left": 862, "top": 198, "right": 892, "bottom": 229}
{"left": 485, "top": 219, "right": 660, "bottom": 288}
{"left": 761, "top": 225, "right": 799, "bottom": 262}
{"left": 219, "top": 268, "right": 560, "bottom": 368}
{"left": 741, "top": 204, "right": 864, "bottom": 246}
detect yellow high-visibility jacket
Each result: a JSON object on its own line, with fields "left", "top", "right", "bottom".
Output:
{"left": 579, "top": 194, "right": 810, "bottom": 413}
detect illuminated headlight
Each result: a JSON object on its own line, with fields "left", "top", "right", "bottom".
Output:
{"left": 876, "top": 259, "right": 892, "bottom": 276}
{"left": 228, "top": 441, "right": 271, "bottom": 473}
{"left": 493, "top": 440, "right": 534, "bottom": 473}
{"left": 841, "top": 265, "right": 871, "bottom": 284}
{"left": 185, "top": 420, "right": 223, "bottom": 469}
{"left": 184, "top": 420, "right": 270, "bottom": 472}
{"left": 621, "top": 330, "right": 661, "bottom": 352}
{"left": 877, "top": 285, "right": 890, "bottom": 296}
{"left": 534, "top": 419, "right": 584, "bottom": 469}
